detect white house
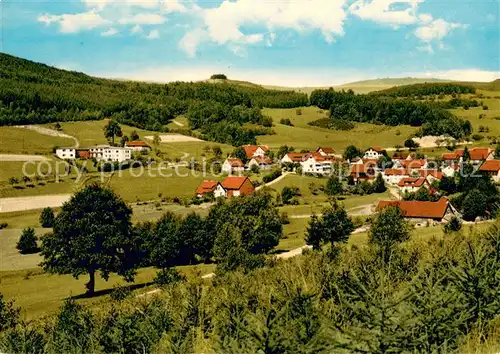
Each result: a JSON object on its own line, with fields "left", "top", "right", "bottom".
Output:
{"left": 281, "top": 153, "right": 306, "bottom": 164}
{"left": 248, "top": 156, "right": 273, "bottom": 170}
{"left": 316, "top": 147, "right": 336, "bottom": 157}
{"left": 300, "top": 153, "right": 334, "bottom": 175}
{"left": 242, "top": 145, "right": 269, "bottom": 160}
{"left": 397, "top": 177, "right": 431, "bottom": 194}
{"left": 89, "top": 145, "right": 132, "bottom": 162}
{"left": 363, "top": 147, "right": 384, "bottom": 160}
{"left": 55, "top": 148, "right": 76, "bottom": 160}
{"left": 222, "top": 158, "right": 245, "bottom": 174}
{"left": 383, "top": 168, "right": 409, "bottom": 186}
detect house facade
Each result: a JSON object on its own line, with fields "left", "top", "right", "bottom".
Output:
{"left": 55, "top": 148, "right": 76, "bottom": 160}
{"left": 479, "top": 160, "right": 500, "bottom": 183}
{"left": 363, "top": 147, "right": 384, "bottom": 159}
{"left": 377, "top": 197, "right": 457, "bottom": 223}
{"left": 397, "top": 177, "right": 430, "bottom": 194}
{"left": 316, "top": 147, "right": 336, "bottom": 157}
{"left": 221, "top": 176, "right": 255, "bottom": 197}
{"left": 383, "top": 168, "right": 409, "bottom": 185}
{"left": 89, "top": 145, "right": 132, "bottom": 162}
{"left": 222, "top": 158, "right": 245, "bottom": 174}
{"left": 281, "top": 153, "right": 306, "bottom": 164}
{"left": 242, "top": 145, "right": 269, "bottom": 160}
{"left": 300, "top": 153, "right": 334, "bottom": 175}
{"left": 248, "top": 156, "right": 273, "bottom": 170}
{"left": 125, "top": 140, "right": 151, "bottom": 152}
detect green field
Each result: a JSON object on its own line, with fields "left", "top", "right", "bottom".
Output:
{"left": 260, "top": 106, "right": 416, "bottom": 152}
{"left": 0, "top": 127, "right": 74, "bottom": 154}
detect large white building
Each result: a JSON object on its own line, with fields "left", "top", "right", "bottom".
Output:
{"left": 89, "top": 145, "right": 132, "bottom": 162}
{"left": 55, "top": 148, "right": 76, "bottom": 160}
{"left": 300, "top": 153, "right": 334, "bottom": 175}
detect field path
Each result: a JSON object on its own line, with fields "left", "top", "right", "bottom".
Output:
{"left": 256, "top": 172, "right": 295, "bottom": 191}
{"left": 14, "top": 125, "right": 79, "bottom": 148}
{"left": 171, "top": 120, "right": 185, "bottom": 127}
{"left": 0, "top": 194, "right": 71, "bottom": 213}
{"left": 0, "top": 154, "right": 50, "bottom": 162}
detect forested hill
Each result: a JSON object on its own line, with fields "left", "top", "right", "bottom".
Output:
{"left": 371, "top": 82, "right": 477, "bottom": 97}
{"left": 0, "top": 53, "right": 307, "bottom": 145}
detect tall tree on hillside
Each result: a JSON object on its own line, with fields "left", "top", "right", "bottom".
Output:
{"left": 343, "top": 145, "right": 361, "bottom": 161}
{"left": 305, "top": 203, "right": 354, "bottom": 250}
{"left": 130, "top": 130, "right": 140, "bottom": 141}
{"left": 40, "top": 184, "right": 137, "bottom": 295}
{"left": 103, "top": 120, "right": 122, "bottom": 145}
{"left": 233, "top": 146, "right": 248, "bottom": 163}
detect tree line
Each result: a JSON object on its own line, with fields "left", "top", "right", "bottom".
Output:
{"left": 2, "top": 201, "right": 499, "bottom": 353}
{"left": 371, "top": 82, "right": 476, "bottom": 97}
{"left": 310, "top": 88, "right": 472, "bottom": 139}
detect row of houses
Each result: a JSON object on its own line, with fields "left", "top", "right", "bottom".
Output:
{"left": 55, "top": 141, "right": 151, "bottom": 162}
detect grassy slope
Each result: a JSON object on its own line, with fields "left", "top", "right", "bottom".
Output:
{"left": 259, "top": 106, "right": 416, "bottom": 151}
{"left": 0, "top": 127, "right": 74, "bottom": 154}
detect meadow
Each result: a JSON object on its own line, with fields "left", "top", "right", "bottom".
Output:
{"left": 0, "top": 127, "right": 74, "bottom": 154}
{"left": 259, "top": 106, "right": 417, "bottom": 152}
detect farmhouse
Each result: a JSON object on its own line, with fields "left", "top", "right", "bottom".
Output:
{"left": 350, "top": 161, "right": 376, "bottom": 183}
{"left": 89, "top": 145, "right": 132, "bottom": 162}
{"left": 300, "top": 153, "right": 335, "bottom": 175}
{"left": 377, "top": 197, "right": 456, "bottom": 223}
{"left": 242, "top": 145, "right": 269, "bottom": 159}
{"left": 316, "top": 147, "right": 336, "bottom": 157}
{"left": 281, "top": 153, "right": 306, "bottom": 164}
{"left": 363, "top": 147, "right": 384, "bottom": 159}
{"left": 221, "top": 176, "right": 255, "bottom": 197}
{"left": 442, "top": 148, "right": 494, "bottom": 166}
{"left": 397, "top": 159, "right": 428, "bottom": 171}
{"left": 383, "top": 168, "right": 409, "bottom": 185}
{"left": 55, "top": 147, "right": 76, "bottom": 160}
{"left": 125, "top": 140, "right": 151, "bottom": 152}
{"left": 248, "top": 156, "right": 273, "bottom": 171}
{"left": 479, "top": 160, "right": 500, "bottom": 183}
{"left": 195, "top": 180, "right": 226, "bottom": 198}
{"left": 222, "top": 158, "right": 245, "bottom": 174}
{"left": 392, "top": 152, "right": 411, "bottom": 162}
{"left": 416, "top": 169, "right": 443, "bottom": 183}
{"left": 397, "top": 177, "right": 430, "bottom": 194}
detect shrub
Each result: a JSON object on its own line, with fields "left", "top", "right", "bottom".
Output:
{"left": 110, "top": 284, "right": 132, "bottom": 301}
{"left": 296, "top": 108, "right": 302, "bottom": 115}
{"left": 444, "top": 216, "right": 462, "bottom": 233}
{"left": 281, "top": 186, "right": 300, "bottom": 205}
{"left": 262, "top": 170, "right": 282, "bottom": 183}
{"left": 154, "top": 268, "right": 185, "bottom": 287}
{"left": 0, "top": 223, "right": 7, "bottom": 230}
{"left": 16, "top": 228, "right": 38, "bottom": 254}
{"left": 39, "top": 207, "right": 55, "bottom": 228}
{"left": 471, "top": 134, "right": 484, "bottom": 141}
{"left": 210, "top": 74, "right": 227, "bottom": 80}
{"left": 279, "top": 118, "right": 293, "bottom": 126}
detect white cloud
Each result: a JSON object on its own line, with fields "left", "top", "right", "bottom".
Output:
{"left": 349, "top": 0, "right": 421, "bottom": 26}
{"left": 162, "top": 0, "right": 187, "bottom": 13}
{"left": 118, "top": 13, "right": 166, "bottom": 25}
{"left": 419, "top": 69, "right": 500, "bottom": 82}
{"left": 82, "top": 0, "right": 159, "bottom": 11}
{"left": 146, "top": 29, "right": 160, "bottom": 39}
{"left": 101, "top": 27, "right": 119, "bottom": 36}
{"left": 179, "top": 0, "right": 347, "bottom": 56}
{"left": 179, "top": 28, "right": 207, "bottom": 57}
{"left": 415, "top": 18, "right": 466, "bottom": 42}
{"left": 38, "top": 11, "right": 110, "bottom": 33}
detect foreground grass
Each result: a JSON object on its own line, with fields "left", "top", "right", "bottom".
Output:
{"left": 0, "top": 127, "right": 73, "bottom": 154}
{"left": 0, "top": 263, "right": 216, "bottom": 320}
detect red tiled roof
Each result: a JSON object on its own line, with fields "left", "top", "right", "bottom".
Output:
{"left": 362, "top": 159, "right": 378, "bottom": 165}
{"left": 417, "top": 169, "right": 444, "bottom": 180}
{"left": 196, "top": 180, "right": 218, "bottom": 195}
{"left": 222, "top": 176, "right": 250, "bottom": 190}
{"left": 226, "top": 158, "right": 244, "bottom": 167}
{"left": 285, "top": 153, "right": 307, "bottom": 162}
{"left": 443, "top": 148, "right": 492, "bottom": 161}
{"left": 384, "top": 168, "right": 408, "bottom": 176}
{"left": 251, "top": 156, "right": 273, "bottom": 165}
{"left": 126, "top": 140, "right": 149, "bottom": 147}
{"left": 377, "top": 197, "right": 450, "bottom": 219}
{"left": 479, "top": 160, "right": 500, "bottom": 172}
{"left": 400, "top": 159, "right": 426, "bottom": 169}
{"left": 243, "top": 145, "right": 269, "bottom": 159}
{"left": 317, "top": 147, "right": 336, "bottom": 154}
{"left": 366, "top": 147, "right": 384, "bottom": 152}
{"left": 397, "top": 177, "right": 427, "bottom": 187}
{"left": 442, "top": 152, "right": 459, "bottom": 160}
{"left": 392, "top": 152, "right": 409, "bottom": 160}
{"left": 304, "top": 152, "right": 336, "bottom": 162}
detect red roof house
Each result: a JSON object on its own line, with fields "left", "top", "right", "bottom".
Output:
{"left": 397, "top": 177, "right": 430, "bottom": 193}
{"left": 125, "top": 140, "right": 151, "bottom": 150}
{"left": 377, "top": 197, "right": 454, "bottom": 221}
{"left": 316, "top": 147, "right": 336, "bottom": 156}
{"left": 196, "top": 180, "right": 219, "bottom": 196}
{"left": 479, "top": 160, "right": 500, "bottom": 182}
{"left": 221, "top": 176, "right": 255, "bottom": 197}
{"left": 242, "top": 145, "right": 269, "bottom": 159}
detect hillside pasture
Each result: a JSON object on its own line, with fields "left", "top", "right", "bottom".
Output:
{"left": 0, "top": 127, "right": 74, "bottom": 154}
{"left": 260, "top": 107, "right": 416, "bottom": 152}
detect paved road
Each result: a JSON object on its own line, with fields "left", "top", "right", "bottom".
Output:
{"left": 0, "top": 194, "right": 72, "bottom": 213}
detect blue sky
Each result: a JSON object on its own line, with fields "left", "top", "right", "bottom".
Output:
{"left": 2, "top": 0, "right": 499, "bottom": 86}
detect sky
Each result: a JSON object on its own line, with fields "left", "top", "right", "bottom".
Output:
{"left": 2, "top": 0, "right": 499, "bottom": 86}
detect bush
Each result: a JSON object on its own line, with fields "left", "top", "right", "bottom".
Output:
{"left": 154, "top": 268, "right": 185, "bottom": 287}
{"left": 110, "top": 284, "right": 132, "bottom": 301}
{"left": 281, "top": 186, "right": 301, "bottom": 205}
{"left": 210, "top": 74, "right": 227, "bottom": 80}
{"left": 471, "top": 134, "right": 484, "bottom": 141}
{"left": 262, "top": 170, "right": 282, "bottom": 183}
{"left": 296, "top": 108, "right": 302, "bottom": 115}
{"left": 16, "top": 228, "right": 38, "bottom": 254}
{"left": 0, "top": 223, "right": 7, "bottom": 230}
{"left": 444, "top": 216, "right": 462, "bottom": 233}
{"left": 39, "top": 207, "right": 55, "bottom": 228}
{"left": 279, "top": 118, "right": 293, "bottom": 126}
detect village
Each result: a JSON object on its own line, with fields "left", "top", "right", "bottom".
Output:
{"left": 55, "top": 141, "right": 500, "bottom": 226}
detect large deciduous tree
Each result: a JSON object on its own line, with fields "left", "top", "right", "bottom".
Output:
{"left": 305, "top": 203, "right": 354, "bottom": 250}
{"left": 40, "top": 184, "right": 137, "bottom": 295}
{"left": 103, "top": 119, "right": 122, "bottom": 145}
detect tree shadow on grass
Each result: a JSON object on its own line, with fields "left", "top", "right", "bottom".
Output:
{"left": 71, "top": 281, "right": 155, "bottom": 300}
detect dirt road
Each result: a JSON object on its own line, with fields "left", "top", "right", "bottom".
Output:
{"left": 0, "top": 194, "right": 71, "bottom": 213}
{"left": 15, "top": 125, "right": 79, "bottom": 148}
{"left": 255, "top": 172, "right": 294, "bottom": 191}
